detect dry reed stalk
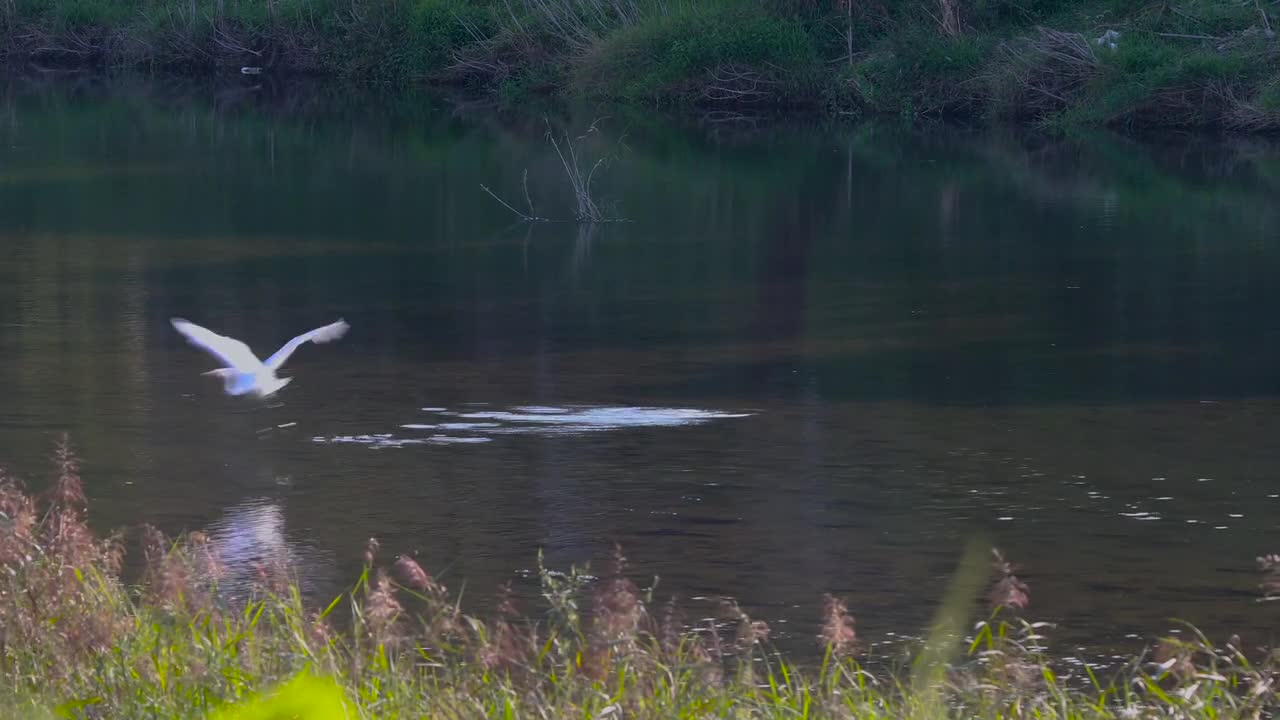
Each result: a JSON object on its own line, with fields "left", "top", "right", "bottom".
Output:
{"left": 480, "top": 582, "right": 535, "bottom": 674}
{"left": 936, "top": 0, "right": 961, "bottom": 38}
{"left": 1259, "top": 554, "right": 1280, "bottom": 599}
{"left": 819, "top": 593, "right": 858, "bottom": 658}
{"left": 990, "top": 27, "right": 1099, "bottom": 118}
{"left": 392, "top": 554, "right": 433, "bottom": 592}
{"left": 703, "top": 64, "right": 780, "bottom": 104}
{"left": 989, "top": 548, "right": 1030, "bottom": 611}
{"left": 365, "top": 569, "right": 404, "bottom": 647}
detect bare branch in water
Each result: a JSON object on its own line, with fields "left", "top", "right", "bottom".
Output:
{"left": 482, "top": 118, "right": 628, "bottom": 224}
{"left": 480, "top": 182, "right": 551, "bottom": 222}
{"left": 545, "top": 118, "right": 625, "bottom": 223}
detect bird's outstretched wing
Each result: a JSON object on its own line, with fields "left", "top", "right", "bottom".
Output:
{"left": 263, "top": 319, "right": 350, "bottom": 370}
{"left": 170, "top": 318, "right": 264, "bottom": 373}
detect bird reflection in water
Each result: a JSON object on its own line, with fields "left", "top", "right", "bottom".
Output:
{"left": 202, "top": 499, "right": 331, "bottom": 602}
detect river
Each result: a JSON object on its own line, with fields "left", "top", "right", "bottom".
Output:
{"left": 0, "top": 75, "right": 1277, "bottom": 663}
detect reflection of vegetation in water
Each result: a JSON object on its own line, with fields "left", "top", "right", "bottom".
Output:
{"left": 4, "top": 442, "right": 1279, "bottom": 718}
{"left": 4, "top": 79, "right": 1280, "bottom": 411}
{"left": 3, "top": 77, "right": 1275, "bottom": 243}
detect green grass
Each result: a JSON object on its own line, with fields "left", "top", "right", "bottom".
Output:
{"left": 574, "top": 4, "right": 818, "bottom": 105}
{"left": 1, "top": 0, "right": 1279, "bottom": 129}
{"left": 1, "top": 439, "right": 1279, "bottom": 718}
{"left": 845, "top": 28, "right": 992, "bottom": 118}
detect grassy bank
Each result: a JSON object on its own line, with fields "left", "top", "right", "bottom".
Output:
{"left": 2, "top": 0, "right": 1278, "bottom": 131}
{"left": 1, "top": 439, "right": 1278, "bottom": 718}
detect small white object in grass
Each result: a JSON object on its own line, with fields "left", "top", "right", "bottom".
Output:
{"left": 1094, "top": 29, "right": 1121, "bottom": 51}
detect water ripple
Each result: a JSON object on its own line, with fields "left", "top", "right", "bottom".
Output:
{"left": 313, "top": 405, "right": 753, "bottom": 449}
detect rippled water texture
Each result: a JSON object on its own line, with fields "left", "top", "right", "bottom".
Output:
{"left": 1, "top": 77, "right": 1279, "bottom": 662}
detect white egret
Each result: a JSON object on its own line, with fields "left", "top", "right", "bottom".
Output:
{"left": 171, "top": 317, "right": 350, "bottom": 397}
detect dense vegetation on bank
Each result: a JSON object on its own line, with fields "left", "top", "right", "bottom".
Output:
{"left": 0, "top": 439, "right": 1278, "bottom": 718}
{"left": 1, "top": 0, "right": 1278, "bottom": 130}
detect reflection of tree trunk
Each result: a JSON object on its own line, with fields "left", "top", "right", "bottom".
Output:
{"left": 123, "top": 241, "right": 152, "bottom": 491}
{"left": 570, "top": 221, "right": 597, "bottom": 280}
{"left": 938, "top": 182, "right": 959, "bottom": 246}
{"left": 743, "top": 196, "right": 812, "bottom": 394}
{"left": 846, "top": 138, "right": 853, "bottom": 210}
{"left": 751, "top": 207, "right": 810, "bottom": 344}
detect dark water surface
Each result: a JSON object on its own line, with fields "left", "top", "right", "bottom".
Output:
{"left": 1, "top": 77, "right": 1278, "bottom": 663}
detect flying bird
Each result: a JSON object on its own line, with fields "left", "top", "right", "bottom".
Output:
{"left": 170, "top": 317, "right": 350, "bottom": 397}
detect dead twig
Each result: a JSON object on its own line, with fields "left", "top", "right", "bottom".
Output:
{"left": 1254, "top": 0, "right": 1273, "bottom": 35}
{"left": 480, "top": 169, "right": 551, "bottom": 222}
{"left": 546, "top": 119, "right": 615, "bottom": 222}
{"left": 702, "top": 64, "right": 779, "bottom": 104}
{"left": 481, "top": 119, "right": 627, "bottom": 224}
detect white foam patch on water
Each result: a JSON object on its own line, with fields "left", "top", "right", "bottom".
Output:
{"left": 456, "top": 406, "right": 753, "bottom": 434}
{"left": 315, "top": 405, "right": 751, "bottom": 449}
{"left": 427, "top": 435, "right": 492, "bottom": 444}
{"left": 314, "top": 434, "right": 428, "bottom": 448}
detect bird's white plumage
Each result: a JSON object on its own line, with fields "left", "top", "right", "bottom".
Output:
{"left": 170, "top": 317, "right": 350, "bottom": 397}
{"left": 264, "top": 319, "right": 351, "bottom": 370}
{"left": 171, "top": 319, "right": 265, "bottom": 373}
